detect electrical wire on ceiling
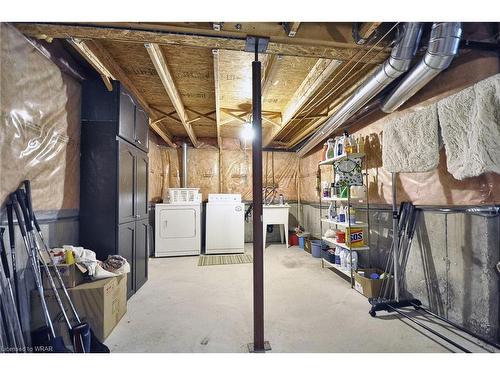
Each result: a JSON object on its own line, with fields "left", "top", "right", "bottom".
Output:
{"left": 275, "top": 23, "right": 401, "bottom": 144}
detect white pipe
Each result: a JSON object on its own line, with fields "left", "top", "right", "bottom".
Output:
{"left": 182, "top": 142, "right": 188, "bottom": 188}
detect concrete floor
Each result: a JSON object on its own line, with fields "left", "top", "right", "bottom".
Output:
{"left": 105, "top": 244, "right": 496, "bottom": 353}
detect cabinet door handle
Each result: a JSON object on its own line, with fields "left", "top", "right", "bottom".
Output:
{"left": 137, "top": 140, "right": 142, "bottom": 145}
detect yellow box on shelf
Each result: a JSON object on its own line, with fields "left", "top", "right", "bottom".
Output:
{"left": 345, "top": 227, "right": 366, "bottom": 248}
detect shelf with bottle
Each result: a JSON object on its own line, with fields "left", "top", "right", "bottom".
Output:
{"left": 322, "top": 236, "right": 370, "bottom": 250}
{"left": 319, "top": 131, "right": 366, "bottom": 165}
{"left": 319, "top": 152, "right": 366, "bottom": 166}
{"left": 321, "top": 218, "right": 368, "bottom": 228}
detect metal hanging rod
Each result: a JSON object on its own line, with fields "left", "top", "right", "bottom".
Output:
{"left": 324, "top": 205, "right": 500, "bottom": 217}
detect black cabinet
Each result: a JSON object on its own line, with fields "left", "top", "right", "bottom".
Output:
{"left": 118, "top": 221, "right": 135, "bottom": 297}
{"left": 119, "top": 89, "right": 136, "bottom": 144}
{"left": 135, "top": 219, "right": 148, "bottom": 291}
{"left": 134, "top": 106, "right": 149, "bottom": 151}
{"left": 80, "top": 79, "right": 150, "bottom": 298}
{"left": 82, "top": 80, "right": 149, "bottom": 152}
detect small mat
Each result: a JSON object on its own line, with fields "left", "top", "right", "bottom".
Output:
{"left": 198, "top": 254, "right": 253, "bottom": 266}
{"left": 383, "top": 103, "right": 439, "bottom": 173}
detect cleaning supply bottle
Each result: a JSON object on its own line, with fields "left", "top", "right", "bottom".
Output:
{"left": 338, "top": 205, "right": 346, "bottom": 222}
{"left": 323, "top": 182, "right": 330, "bottom": 198}
{"left": 326, "top": 138, "right": 335, "bottom": 159}
{"left": 351, "top": 251, "right": 358, "bottom": 271}
{"left": 328, "top": 202, "right": 335, "bottom": 221}
{"left": 344, "top": 131, "right": 354, "bottom": 154}
{"left": 335, "top": 247, "right": 341, "bottom": 265}
{"left": 345, "top": 252, "right": 351, "bottom": 272}
{"left": 340, "top": 249, "right": 346, "bottom": 270}
{"left": 321, "top": 142, "right": 328, "bottom": 161}
{"left": 336, "top": 134, "right": 344, "bottom": 156}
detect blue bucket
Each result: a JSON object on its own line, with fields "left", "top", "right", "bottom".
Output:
{"left": 311, "top": 240, "right": 322, "bottom": 258}
{"left": 299, "top": 237, "right": 305, "bottom": 249}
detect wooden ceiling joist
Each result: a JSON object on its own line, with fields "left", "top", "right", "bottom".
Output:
{"left": 67, "top": 38, "right": 115, "bottom": 90}
{"left": 16, "top": 23, "right": 388, "bottom": 63}
{"left": 212, "top": 49, "right": 222, "bottom": 148}
{"left": 261, "top": 54, "right": 281, "bottom": 98}
{"left": 72, "top": 39, "right": 176, "bottom": 147}
{"left": 145, "top": 43, "right": 199, "bottom": 147}
{"left": 263, "top": 58, "right": 341, "bottom": 147}
{"left": 359, "top": 22, "right": 382, "bottom": 39}
{"left": 283, "top": 22, "right": 301, "bottom": 37}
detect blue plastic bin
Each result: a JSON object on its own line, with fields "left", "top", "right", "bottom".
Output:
{"left": 311, "top": 240, "right": 322, "bottom": 258}
{"left": 299, "top": 237, "right": 305, "bottom": 249}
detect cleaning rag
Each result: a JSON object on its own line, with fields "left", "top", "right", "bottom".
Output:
{"left": 382, "top": 103, "right": 440, "bottom": 173}
{"left": 437, "top": 73, "right": 500, "bottom": 180}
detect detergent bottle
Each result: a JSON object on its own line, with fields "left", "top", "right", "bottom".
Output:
{"left": 328, "top": 202, "right": 335, "bottom": 221}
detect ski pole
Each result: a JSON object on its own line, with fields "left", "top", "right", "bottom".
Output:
{"left": 0, "top": 228, "right": 25, "bottom": 352}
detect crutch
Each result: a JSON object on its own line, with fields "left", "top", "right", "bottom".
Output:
{"left": 0, "top": 228, "right": 25, "bottom": 352}
{"left": 21, "top": 181, "right": 96, "bottom": 353}
{"left": 10, "top": 193, "right": 68, "bottom": 353}
{"left": 6, "top": 203, "right": 21, "bottom": 324}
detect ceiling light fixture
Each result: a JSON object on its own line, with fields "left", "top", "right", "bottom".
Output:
{"left": 241, "top": 122, "right": 254, "bottom": 141}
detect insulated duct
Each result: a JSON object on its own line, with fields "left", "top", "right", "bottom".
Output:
{"left": 297, "top": 22, "right": 423, "bottom": 157}
{"left": 182, "top": 142, "right": 188, "bottom": 188}
{"left": 381, "top": 22, "right": 462, "bottom": 113}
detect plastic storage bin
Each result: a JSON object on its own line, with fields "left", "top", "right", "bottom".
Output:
{"left": 167, "top": 188, "right": 201, "bottom": 204}
{"left": 311, "top": 240, "right": 322, "bottom": 258}
{"left": 297, "top": 232, "right": 310, "bottom": 249}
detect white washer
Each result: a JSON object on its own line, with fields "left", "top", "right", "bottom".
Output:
{"left": 155, "top": 202, "right": 201, "bottom": 257}
{"left": 205, "top": 194, "right": 245, "bottom": 254}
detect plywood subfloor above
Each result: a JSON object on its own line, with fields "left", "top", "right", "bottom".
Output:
{"left": 159, "top": 44, "right": 215, "bottom": 109}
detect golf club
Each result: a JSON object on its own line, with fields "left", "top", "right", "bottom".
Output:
{"left": 22, "top": 181, "right": 108, "bottom": 353}
{"left": 0, "top": 228, "right": 25, "bottom": 352}
{"left": 10, "top": 193, "right": 69, "bottom": 353}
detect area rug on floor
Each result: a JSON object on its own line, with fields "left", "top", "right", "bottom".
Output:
{"left": 198, "top": 254, "right": 253, "bottom": 266}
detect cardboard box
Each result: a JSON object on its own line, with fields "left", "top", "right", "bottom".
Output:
{"left": 353, "top": 268, "right": 389, "bottom": 298}
{"left": 31, "top": 274, "right": 128, "bottom": 343}
{"left": 42, "top": 263, "right": 86, "bottom": 289}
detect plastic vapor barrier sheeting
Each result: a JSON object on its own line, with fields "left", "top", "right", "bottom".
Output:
{"left": 1, "top": 23, "right": 81, "bottom": 211}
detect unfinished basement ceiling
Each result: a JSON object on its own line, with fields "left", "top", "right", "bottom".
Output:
{"left": 15, "top": 22, "right": 393, "bottom": 149}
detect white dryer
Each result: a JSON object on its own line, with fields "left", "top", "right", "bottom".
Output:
{"left": 155, "top": 202, "right": 201, "bottom": 257}
{"left": 205, "top": 194, "right": 245, "bottom": 254}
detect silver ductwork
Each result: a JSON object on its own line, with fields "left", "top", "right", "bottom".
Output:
{"left": 182, "top": 142, "right": 188, "bottom": 187}
{"left": 381, "top": 22, "right": 462, "bottom": 113}
{"left": 297, "top": 23, "right": 423, "bottom": 157}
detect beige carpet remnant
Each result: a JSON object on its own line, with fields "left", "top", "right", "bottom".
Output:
{"left": 437, "top": 73, "right": 500, "bottom": 180}
{"left": 198, "top": 254, "right": 253, "bottom": 266}
{"left": 383, "top": 103, "right": 440, "bottom": 173}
